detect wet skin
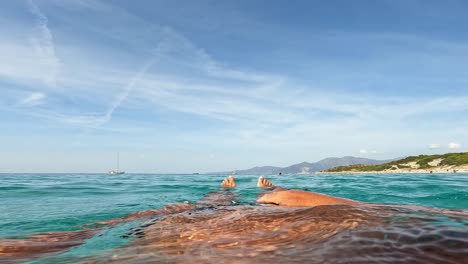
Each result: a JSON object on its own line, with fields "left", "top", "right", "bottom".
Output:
{"left": 1, "top": 176, "right": 355, "bottom": 261}
{"left": 2, "top": 176, "right": 466, "bottom": 263}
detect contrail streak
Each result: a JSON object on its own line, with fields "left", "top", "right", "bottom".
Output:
{"left": 27, "top": 0, "right": 60, "bottom": 86}
{"left": 101, "top": 42, "right": 168, "bottom": 126}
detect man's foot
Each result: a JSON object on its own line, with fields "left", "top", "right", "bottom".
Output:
{"left": 257, "top": 176, "right": 274, "bottom": 188}
{"left": 221, "top": 175, "right": 236, "bottom": 188}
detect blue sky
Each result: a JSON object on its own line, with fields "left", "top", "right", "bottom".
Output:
{"left": 1, "top": 0, "right": 467, "bottom": 173}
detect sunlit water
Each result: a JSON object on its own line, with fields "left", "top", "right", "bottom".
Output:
{"left": 1, "top": 173, "right": 467, "bottom": 263}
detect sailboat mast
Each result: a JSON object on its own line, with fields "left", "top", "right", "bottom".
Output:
{"left": 117, "top": 152, "right": 120, "bottom": 171}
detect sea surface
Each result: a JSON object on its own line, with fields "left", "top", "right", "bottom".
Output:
{"left": 1, "top": 173, "right": 467, "bottom": 263}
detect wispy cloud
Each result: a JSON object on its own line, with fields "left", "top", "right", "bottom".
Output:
{"left": 18, "top": 92, "right": 46, "bottom": 107}
{"left": 0, "top": 0, "right": 467, "bottom": 170}
{"left": 1, "top": 0, "right": 465, "bottom": 133}
{"left": 448, "top": 142, "right": 461, "bottom": 149}
{"left": 27, "top": 0, "right": 60, "bottom": 87}
{"left": 429, "top": 144, "right": 441, "bottom": 149}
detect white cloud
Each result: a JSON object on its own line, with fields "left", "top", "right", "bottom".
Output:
{"left": 359, "top": 149, "right": 377, "bottom": 154}
{"left": 19, "top": 92, "right": 46, "bottom": 107}
{"left": 27, "top": 0, "right": 60, "bottom": 87}
{"left": 429, "top": 144, "right": 441, "bottom": 149}
{"left": 0, "top": 0, "right": 466, "bottom": 132}
{"left": 0, "top": 0, "right": 467, "bottom": 165}
{"left": 448, "top": 142, "right": 461, "bottom": 149}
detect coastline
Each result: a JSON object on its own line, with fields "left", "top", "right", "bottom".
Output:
{"left": 318, "top": 165, "right": 468, "bottom": 174}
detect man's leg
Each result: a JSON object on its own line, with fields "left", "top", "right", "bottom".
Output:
{"left": 257, "top": 176, "right": 285, "bottom": 191}
{"left": 221, "top": 175, "right": 236, "bottom": 188}
{"left": 196, "top": 176, "right": 238, "bottom": 207}
{"left": 256, "top": 176, "right": 359, "bottom": 207}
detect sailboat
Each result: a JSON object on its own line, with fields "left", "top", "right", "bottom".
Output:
{"left": 109, "top": 152, "right": 125, "bottom": 174}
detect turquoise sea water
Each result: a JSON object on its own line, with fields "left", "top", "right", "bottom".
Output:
{"left": 1, "top": 173, "right": 467, "bottom": 263}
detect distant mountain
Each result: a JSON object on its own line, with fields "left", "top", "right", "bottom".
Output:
{"left": 215, "top": 156, "right": 389, "bottom": 175}
{"left": 235, "top": 166, "right": 282, "bottom": 175}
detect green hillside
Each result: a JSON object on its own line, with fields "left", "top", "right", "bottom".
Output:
{"left": 324, "top": 152, "right": 468, "bottom": 172}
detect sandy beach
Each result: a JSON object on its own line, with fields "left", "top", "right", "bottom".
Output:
{"left": 319, "top": 165, "right": 468, "bottom": 174}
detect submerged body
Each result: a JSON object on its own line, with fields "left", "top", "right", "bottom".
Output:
{"left": 1, "top": 176, "right": 467, "bottom": 263}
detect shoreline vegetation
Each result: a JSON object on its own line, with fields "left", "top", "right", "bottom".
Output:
{"left": 320, "top": 152, "right": 468, "bottom": 174}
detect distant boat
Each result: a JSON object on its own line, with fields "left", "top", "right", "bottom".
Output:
{"left": 109, "top": 152, "right": 125, "bottom": 174}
